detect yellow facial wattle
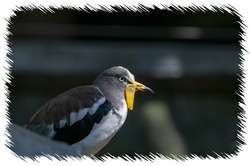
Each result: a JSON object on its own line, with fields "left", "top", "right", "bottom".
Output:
{"left": 125, "top": 84, "right": 136, "bottom": 111}
{"left": 125, "top": 80, "right": 154, "bottom": 111}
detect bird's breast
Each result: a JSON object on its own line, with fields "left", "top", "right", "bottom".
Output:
{"left": 71, "top": 101, "right": 128, "bottom": 155}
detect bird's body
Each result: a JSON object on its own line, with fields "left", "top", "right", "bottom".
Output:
{"left": 25, "top": 66, "right": 153, "bottom": 156}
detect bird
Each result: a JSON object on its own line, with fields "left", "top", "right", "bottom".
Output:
{"left": 24, "top": 66, "right": 154, "bottom": 156}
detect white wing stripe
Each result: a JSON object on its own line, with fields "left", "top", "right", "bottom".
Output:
{"left": 59, "top": 118, "right": 67, "bottom": 128}
{"left": 65, "top": 97, "right": 106, "bottom": 126}
{"left": 47, "top": 124, "right": 56, "bottom": 138}
{"left": 88, "top": 97, "right": 105, "bottom": 115}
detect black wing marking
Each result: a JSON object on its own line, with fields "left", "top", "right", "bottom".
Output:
{"left": 52, "top": 100, "right": 113, "bottom": 145}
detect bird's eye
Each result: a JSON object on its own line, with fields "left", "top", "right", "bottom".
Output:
{"left": 118, "top": 76, "right": 126, "bottom": 82}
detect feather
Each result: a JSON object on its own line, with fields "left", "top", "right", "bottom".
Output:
{"left": 25, "top": 85, "right": 109, "bottom": 143}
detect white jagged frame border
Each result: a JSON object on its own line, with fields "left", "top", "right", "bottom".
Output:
{"left": 0, "top": 0, "right": 249, "bottom": 165}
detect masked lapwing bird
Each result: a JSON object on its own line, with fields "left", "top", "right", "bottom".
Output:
{"left": 24, "top": 66, "right": 154, "bottom": 156}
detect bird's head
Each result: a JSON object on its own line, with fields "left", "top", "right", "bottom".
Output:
{"left": 92, "top": 66, "right": 154, "bottom": 111}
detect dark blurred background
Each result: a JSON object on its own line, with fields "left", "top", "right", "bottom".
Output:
{"left": 8, "top": 6, "right": 242, "bottom": 158}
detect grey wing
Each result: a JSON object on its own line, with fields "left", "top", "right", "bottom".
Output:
{"left": 24, "top": 85, "right": 108, "bottom": 139}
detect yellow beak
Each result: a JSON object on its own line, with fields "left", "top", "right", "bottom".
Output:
{"left": 125, "top": 80, "right": 154, "bottom": 111}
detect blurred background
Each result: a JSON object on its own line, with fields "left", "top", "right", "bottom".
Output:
{"left": 8, "top": 6, "right": 242, "bottom": 158}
